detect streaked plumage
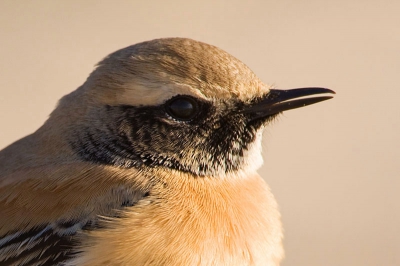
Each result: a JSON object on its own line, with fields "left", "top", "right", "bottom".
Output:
{"left": 0, "top": 38, "right": 334, "bottom": 265}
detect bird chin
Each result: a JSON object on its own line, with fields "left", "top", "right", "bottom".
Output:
{"left": 215, "top": 128, "right": 264, "bottom": 179}
{"left": 241, "top": 128, "right": 264, "bottom": 173}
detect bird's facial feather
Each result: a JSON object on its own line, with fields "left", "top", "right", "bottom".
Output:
{"left": 69, "top": 93, "right": 277, "bottom": 177}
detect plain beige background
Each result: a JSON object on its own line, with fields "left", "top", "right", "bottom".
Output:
{"left": 0, "top": 1, "right": 399, "bottom": 265}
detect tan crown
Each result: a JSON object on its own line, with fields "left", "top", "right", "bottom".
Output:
{"left": 80, "top": 38, "right": 270, "bottom": 107}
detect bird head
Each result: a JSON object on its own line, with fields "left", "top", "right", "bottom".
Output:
{"left": 51, "top": 38, "right": 334, "bottom": 177}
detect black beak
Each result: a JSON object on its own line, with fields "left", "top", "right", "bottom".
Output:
{"left": 244, "top": 87, "right": 335, "bottom": 118}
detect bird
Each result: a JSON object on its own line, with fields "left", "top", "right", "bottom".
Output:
{"left": 0, "top": 38, "right": 334, "bottom": 266}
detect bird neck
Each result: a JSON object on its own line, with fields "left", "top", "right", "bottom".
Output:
{"left": 74, "top": 170, "right": 284, "bottom": 265}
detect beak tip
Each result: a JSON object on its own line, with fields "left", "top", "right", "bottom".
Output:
{"left": 301, "top": 87, "right": 336, "bottom": 95}
{"left": 324, "top": 88, "right": 336, "bottom": 95}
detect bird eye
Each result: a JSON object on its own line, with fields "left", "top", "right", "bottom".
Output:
{"left": 165, "top": 96, "right": 199, "bottom": 120}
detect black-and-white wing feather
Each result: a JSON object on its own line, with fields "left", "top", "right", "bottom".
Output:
{"left": 0, "top": 220, "right": 91, "bottom": 266}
